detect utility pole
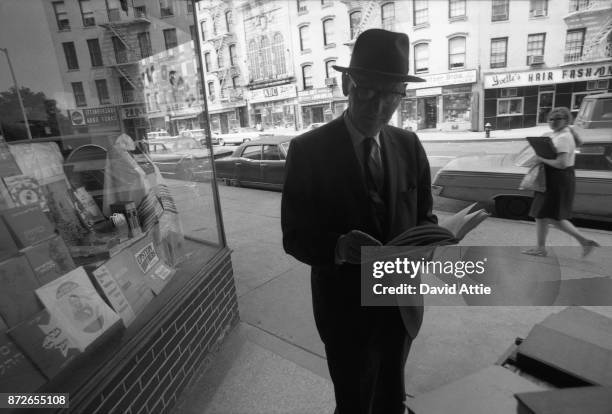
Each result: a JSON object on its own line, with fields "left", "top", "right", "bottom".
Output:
{"left": 0, "top": 47, "right": 33, "bottom": 140}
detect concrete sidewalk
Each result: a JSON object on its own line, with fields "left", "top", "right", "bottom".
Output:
{"left": 416, "top": 124, "right": 550, "bottom": 142}
{"left": 175, "top": 185, "right": 612, "bottom": 413}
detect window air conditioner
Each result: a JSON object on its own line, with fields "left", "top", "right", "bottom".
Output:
{"left": 325, "top": 77, "right": 337, "bottom": 87}
{"left": 532, "top": 9, "right": 545, "bottom": 17}
{"left": 528, "top": 55, "right": 544, "bottom": 65}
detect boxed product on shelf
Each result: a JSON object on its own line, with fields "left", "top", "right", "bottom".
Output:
{"left": 0, "top": 219, "right": 19, "bottom": 262}
{"left": 2, "top": 174, "right": 49, "bottom": 212}
{"left": 8, "top": 308, "right": 81, "bottom": 379}
{"left": 35, "top": 266, "right": 121, "bottom": 352}
{"left": 0, "top": 332, "right": 46, "bottom": 393}
{"left": 129, "top": 234, "right": 175, "bottom": 295}
{"left": 1, "top": 204, "right": 56, "bottom": 248}
{"left": 111, "top": 201, "right": 142, "bottom": 238}
{"left": 22, "top": 234, "right": 76, "bottom": 285}
{"left": 0, "top": 255, "right": 44, "bottom": 327}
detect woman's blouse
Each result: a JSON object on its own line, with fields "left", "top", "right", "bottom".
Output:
{"left": 549, "top": 127, "right": 576, "bottom": 167}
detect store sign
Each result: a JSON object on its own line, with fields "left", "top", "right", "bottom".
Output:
{"left": 69, "top": 107, "right": 117, "bottom": 126}
{"left": 416, "top": 87, "right": 442, "bottom": 97}
{"left": 484, "top": 63, "right": 612, "bottom": 88}
{"left": 249, "top": 84, "right": 297, "bottom": 103}
{"left": 298, "top": 87, "right": 333, "bottom": 102}
{"left": 121, "top": 105, "right": 146, "bottom": 119}
{"left": 408, "top": 69, "right": 477, "bottom": 90}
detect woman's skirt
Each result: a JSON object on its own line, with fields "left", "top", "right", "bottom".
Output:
{"left": 529, "top": 166, "right": 575, "bottom": 220}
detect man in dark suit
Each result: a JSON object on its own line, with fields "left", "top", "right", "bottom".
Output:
{"left": 281, "top": 29, "right": 436, "bottom": 414}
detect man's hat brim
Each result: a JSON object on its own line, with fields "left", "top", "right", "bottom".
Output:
{"left": 332, "top": 65, "right": 426, "bottom": 83}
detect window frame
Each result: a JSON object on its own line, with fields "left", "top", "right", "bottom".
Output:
{"left": 225, "top": 10, "right": 233, "bottom": 32}
{"left": 200, "top": 20, "right": 208, "bottom": 41}
{"left": 497, "top": 97, "right": 524, "bottom": 116}
{"left": 229, "top": 44, "right": 238, "bottom": 66}
{"left": 529, "top": 0, "right": 548, "bottom": 17}
{"left": 349, "top": 10, "right": 362, "bottom": 40}
{"left": 413, "top": 0, "right": 429, "bottom": 26}
{"left": 325, "top": 59, "right": 336, "bottom": 79}
{"left": 448, "top": 36, "right": 466, "bottom": 70}
{"left": 414, "top": 43, "right": 429, "bottom": 74}
{"left": 87, "top": 38, "right": 104, "bottom": 67}
{"left": 207, "top": 81, "right": 215, "bottom": 101}
{"left": 449, "top": 0, "right": 466, "bottom": 19}
{"left": 163, "top": 28, "right": 178, "bottom": 50}
{"left": 297, "top": 0, "right": 308, "bottom": 14}
{"left": 526, "top": 33, "right": 546, "bottom": 64}
{"left": 302, "top": 64, "right": 313, "bottom": 90}
{"left": 79, "top": 0, "right": 96, "bottom": 27}
{"left": 159, "top": 0, "right": 174, "bottom": 17}
{"left": 322, "top": 18, "right": 334, "bottom": 46}
{"left": 564, "top": 28, "right": 585, "bottom": 62}
{"left": 492, "top": 0, "right": 509, "bottom": 22}
{"left": 490, "top": 37, "right": 508, "bottom": 69}
{"left": 95, "top": 79, "right": 110, "bottom": 105}
{"left": 52, "top": 1, "right": 70, "bottom": 31}
{"left": 63, "top": 42, "right": 79, "bottom": 70}
{"left": 71, "top": 81, "right": 87, "bottom": 107}
{"left": 204, "top": 52, "right": 212, "bottom": 72}
{"left": 138, "top": 32, "right": 152, "bottom": 58}
{"left": 299, "top": 25, "right": 310, "bottom": 52}
{"left": 381, "top": 2, "right": 395, "bottom": 31}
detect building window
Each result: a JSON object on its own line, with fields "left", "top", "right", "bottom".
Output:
{"left": 138, "top": 32, "right": 152, "bottom": 58}
{"left": 381, "top": 3, "right": 395, "bottom": 31}
{"left": 217, "top": 49, "right": 224, "bottom": 69}
{"left": 53, "top": 1, "right": 70, "bottom": 30}
{"left": 272, "top": 33, "right": 287, "bottom": 75}
{"left": 163, "top": 28, "right": 177, "bottom": 50}
{"left": 95, "top": 79, "right": 110, "bottom": 105}
{"left": 189, "top": 25, "right": 196, "bottom": 41}
{"left": 112, "top": 36, "right": 127, "bottom": 63}
{"left": 160, "top": 0, "right": 173, "bottom": 17}
{"left": 79, "top": 0, "right": 96, "bottom": 26}
{"left": 323, "top": 18, "right": 334, "bottom": 46}
{"left": 448, "top": 36, "right": 466, "bottom": 69}
{"left": 232, "top": 75, "right": 239, "bottom": 88}
{"left": 87, "top": 39, "right": 103, "bottom": 67}
{"left": 248, "top": 40, "right": 259, "bottom": 81}
{"left": 72, "top": 82, "right": 87, "bottom": 107}
{"left": 229, "top": 44, "right": 238, "bottom": 66}
{"left": 414, "top": 43, "right": 429, "bottom": 73}
{"left": 63, "top": 42, "right": 79, "bottom": 70}
{"left": 449, "top": 0, "right": 466, "bottom": 18}
{"left": 106, "top": 0, "right": 121, "bottom": 22}
{"left": 325, "top": 59, "right": 336, "bottom": 79}
{"left": 564, "top": 29, "right": 585, "bottom": 62}
{"left": 349, "top": 11, "right": 362, "bottom": 40}
{"left": 492, "top": 0, "right": 509, "bottom": 21}
{"left": 529, "top": 0, "right": 547, "bottom": 17}
{"left": 527, "top": 33, "right": 545, "bottom": 64}
{"left": 299, "top": 25, "right": 310, "bottom": 52}
{"left": 200, "top": 20, "right": 208, "bottom": 41}
{"left": 302, "top": 64, "right": 313, "bottom": 90}
{"left": 490, "top": 37, "right": 507, "bottom": 68}
{"left": 186, "top": 0, "right": 194, "bottom": 14}
{"left": 569, "top": 0, "right": 592, "bottom": 12}
{"left": 297, "top": 0, "right": 307, "bottom": 13}
{"left": 207, "top": 81, "right": 215, "bottom": 101}
{"left": 204, "top": 52, "right": 212, "bottom": 72}
{"left": 225, "top": 10, "right": 233, "bottom": 32}
{"left": 413, "top": 0, "right": 428, "bottom": 26}
{"left": 497, "top": 97, "right": 524, "bottom": 116}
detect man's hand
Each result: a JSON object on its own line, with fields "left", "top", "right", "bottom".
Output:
{"left": 336, "top": 230, "right": 382, "bottom": 264}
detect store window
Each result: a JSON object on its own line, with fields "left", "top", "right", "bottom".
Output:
{"left": 492, "top": 0, "right": 509, "bottom": 21}
{"left": 299, "top": 25, "right": 310, "bottom": 52}
{"left": 381, "top": 3, "right": 395, "bottom": 31}
{"left": 498, "top": 97, "right": 524, "bottom": 115}
{"left": 52, "top": 1, "right": 70, "bottom": 30}
{"left": 448, "top": 36, "right": 466, "bottom": 69}
{"left": 490, "top": 37, "right": 507, "bottom": 68}
{"left": 449, "top": 0, "right": 466, "bottom": 19}
{"left": 442, "top": 86, "right": 472, "bottom": 124}
{"left": 349, "top": 11, "right": 361, "bottom": 40}
{"left": 302, "top": 64, "right": 313, "bottom": 90}
{"left": 79, "top": 0, "right": 96, "bottom": 26}
{"left": 414, "top": 43, "right": 429, "bottom": 73}
{"left": 564, "top": 29, "right": 585, "bottom": 62}
{"left": 526, "top": 33, "right": 545, "bottom": 64}
{"left": 413, "top": 0, "right": 428, "bottom": 26}
{"left": 529, "top": 0, "right": 547, "bottom": 17}
{"left": 63, "top": 42, "right": 79, "bottom": 70}
{"left": 323, "top": 18, "right": 335, "bottom": 46}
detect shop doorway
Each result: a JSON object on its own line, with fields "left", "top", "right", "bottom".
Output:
{"left": 219, "top": 113, "right": 229, "bottom": 134}
{"left": 537, "top": 91, "right": 555, "bottom": 124}
{"left": 311, "top": 106, "right": 324, "bottom": 123}
{"left": 418, "top": 97, "right": 437, "bottom": 129}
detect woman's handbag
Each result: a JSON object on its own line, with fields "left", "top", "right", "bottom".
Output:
{"left": 519, "top": 164, "right": 546, "bottom": 192}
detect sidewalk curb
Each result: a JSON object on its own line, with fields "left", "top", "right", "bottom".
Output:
{"left": 420, "top": 137, "right": 527, "bottom": 143}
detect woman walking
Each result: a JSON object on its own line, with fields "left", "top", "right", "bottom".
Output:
{"left": 522, "top": 107, "right": 599, "bottom": 258}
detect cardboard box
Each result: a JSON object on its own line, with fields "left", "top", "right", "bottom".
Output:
{"left": 0, "top": 332, "right": 46, "bottom": 393}
{"left": 1, "top": 204, "right": 56, "bottom": 248}
{"left": 0, "top": 255, "right": 43, "bottom": 327}
{"left": 22, "top": 235, "right": 76, "bottom": 285}
{"left": 406, "top": 366, "right": 543, "bottom": 414}
{"left": 517, "top": 307, "right": 612, "bottom": 386}
{"left": 8, "top": 309, "right": 81, "bottom": 380}
{"left": 515, "top": 386, "right": 612, "bottom": 414}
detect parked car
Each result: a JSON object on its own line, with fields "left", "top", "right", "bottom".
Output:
{"left": 182, "top": 129, "right": 220, "bottom": 146}
{"left": 572, "top": 92, "right": 612, "bottom": 142}
{"left": 214, "top": 135, "right": 294, "bottom": 190}
{"left": 215, "top": 131, "right": 260, "bottom": 146}
{"left": 146, "top": 130, "right": 171, "bottom": 140}
{"left": 146, "top": 136, "right": 232, "bottom": 181}
{"left": 432, "top": 141, "right": 612, "bottom": 221}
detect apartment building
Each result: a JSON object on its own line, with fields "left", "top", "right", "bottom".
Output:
{"left": 43, "top": 0, "right": 201, "bottom": 139}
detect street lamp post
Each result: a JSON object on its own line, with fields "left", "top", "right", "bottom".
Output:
{"left": 0, "top": 47, "right": 33, "bottom": 140}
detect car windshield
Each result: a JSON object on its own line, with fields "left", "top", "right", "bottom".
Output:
{"left": 513, "top": 145, "right": 537, "bottom": 166}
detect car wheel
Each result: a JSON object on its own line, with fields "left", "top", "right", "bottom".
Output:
{"left": 495, "top": 196, "right": 532, "bottom": 220}
{"left": 218, "top": 138, "right": 225, "bottom": 146}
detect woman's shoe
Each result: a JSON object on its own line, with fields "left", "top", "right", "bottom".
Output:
{"left": 521, "top": 247, "right": 548, "bottom": 257}
{"left": 582, "top": 240, "right": 600, "bottom": 258}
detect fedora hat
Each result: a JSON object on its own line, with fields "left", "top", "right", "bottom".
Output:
{"left": 333, "top": 29, "right": 425, "bottom": 83}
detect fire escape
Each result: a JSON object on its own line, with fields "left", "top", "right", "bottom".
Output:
{"left": 563, "top": 0, "right": 612, "bottom": 63}
{"left": 98, "top": 3, "right": 151, "bottom": 105}
{"left": 342, "top": 0, "right": 377, "bottom": 47}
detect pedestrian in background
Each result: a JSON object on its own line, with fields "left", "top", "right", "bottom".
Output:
{"left": 281, "top": 29, "right": 434, "bottom": 413}
{"left": 522, "top": 106, "right": 599, "bottom": 258}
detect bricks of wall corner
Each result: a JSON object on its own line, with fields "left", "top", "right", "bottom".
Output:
{"left": 79, "top": 255, "right": 239, "bottom": 414}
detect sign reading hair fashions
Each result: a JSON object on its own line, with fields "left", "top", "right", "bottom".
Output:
{"left": 484, "top": 63, "right": 612, "bottom": 88}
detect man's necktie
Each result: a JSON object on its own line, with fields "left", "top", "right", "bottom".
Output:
{"left": 363, "top": 137, "right": 384, "bottom": 195}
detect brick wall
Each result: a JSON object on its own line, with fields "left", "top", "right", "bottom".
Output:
{"left": 74, "top": 252, "right": 239, "bottom": 414}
